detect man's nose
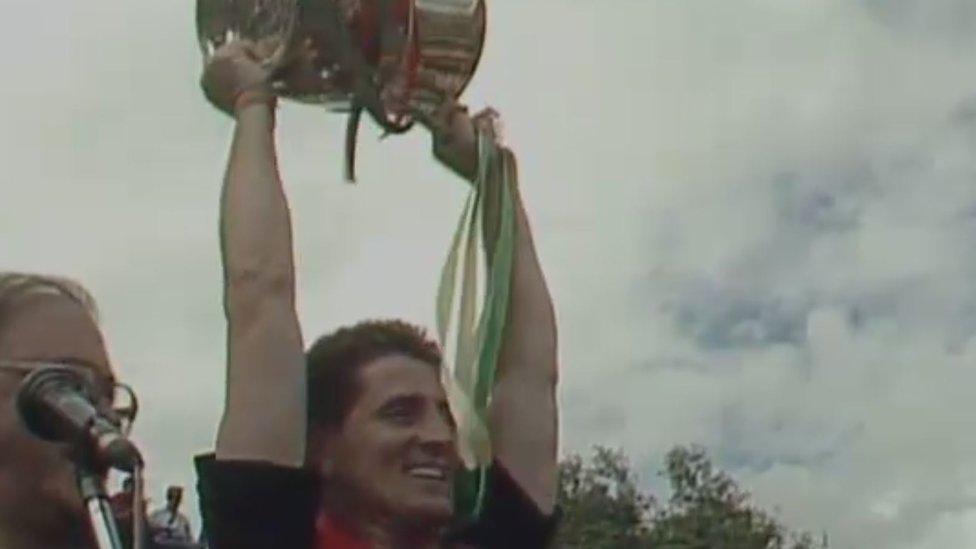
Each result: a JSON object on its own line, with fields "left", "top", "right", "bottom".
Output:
{"left": 417, "top": 411, "right": 454, "bottom": 446}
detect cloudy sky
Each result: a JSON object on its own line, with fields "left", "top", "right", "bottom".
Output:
{"left": 4, "top": 0, "right": 976, "bottom": 546}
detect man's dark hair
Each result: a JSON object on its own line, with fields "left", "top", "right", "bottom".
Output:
{"left": 306, "top": 319, "right": 442, "bottom": 436}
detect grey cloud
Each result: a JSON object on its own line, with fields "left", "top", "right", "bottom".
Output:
{"left": 594, "top": 3, "right": 976, "bottom": 545}
{"left": 772, "top": 166, "right": 877, "bottom": 234}
{"left": 660, "top": 162, "right": 884, "bottom": 350}
{"left": 715, "top": 403, "right": 866, "bottom": 475}
{"left": 667, "top": 282, "right": 812, "bottom": 349}
{"left": 859, "top": 0, "right": 976, "bottom": 43}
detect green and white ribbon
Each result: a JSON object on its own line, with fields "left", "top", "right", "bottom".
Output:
{"left": 435, "top": 123, "right": 517, "bottom": 519}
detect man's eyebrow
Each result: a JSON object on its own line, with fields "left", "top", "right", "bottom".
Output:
{"left": 379, "top": 394, "right": 454, "bottom": 413}
{"left": 0, "top": 358, "right": 95, "bottom": 371}
{"left": 45, "top": 358, "right": 116, "bottom": 387}
{"left": 0, "top": 361, "right": 34, "bottom": 373}
{"left": 49, "top": 356, "right": 89, "bottom": 366}
{"left": 48, "top": 357, "right": 109, "bottom": 374}
{"left": 381, "top": 394, "right": 425, "bottom": 406}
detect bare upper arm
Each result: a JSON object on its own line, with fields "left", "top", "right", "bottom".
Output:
{"left": 487, "top": 193, "right": 560, "bottom": 514}
{"left": 216, "top": 279, "right": 306, "bottom": 467}
{"left": 489, "top": 358, "right": 558, "bottom": 515}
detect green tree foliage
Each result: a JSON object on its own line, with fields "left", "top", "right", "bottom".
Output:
{"left": 555, "top": 445, "right": 828, "bottom": 549}
{"left": 555, "top": 447, "right": 653, "bottom": 548}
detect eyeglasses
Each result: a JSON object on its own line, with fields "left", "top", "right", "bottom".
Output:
{"left": 0, "top": 360, "right": 139, "bottom": 436}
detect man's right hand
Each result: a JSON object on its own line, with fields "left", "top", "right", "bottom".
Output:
{"left": 201, "top": 40, "right": 275, "bottom": 117}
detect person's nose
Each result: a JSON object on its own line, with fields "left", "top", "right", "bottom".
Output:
{"left": 417, "top": 409, "right": 455, "bottom": 450}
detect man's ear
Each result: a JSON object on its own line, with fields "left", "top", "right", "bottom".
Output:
{"left": 306, "top": 429, "right": 336, "bottom": 477}
{"left": 320, "top": 456, "right": 336, "bottom": 477}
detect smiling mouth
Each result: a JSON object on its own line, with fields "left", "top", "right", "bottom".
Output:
{"left": 406, "top": 466, "right": 448, "bottom": 481}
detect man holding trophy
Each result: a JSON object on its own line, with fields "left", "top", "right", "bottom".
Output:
{"left": 194, "top": 1, "right": 559, "bottom": 547}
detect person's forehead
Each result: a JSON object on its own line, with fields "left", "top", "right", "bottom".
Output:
{"left": 356, "top": 355, "right": 445, "bottom": 404}
{"left": 0, "top": 296, "right": 112, "bottom": 378}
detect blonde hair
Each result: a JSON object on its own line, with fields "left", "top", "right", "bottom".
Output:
{"left": 0, "top": 273, "right": 99, "bottom": 328}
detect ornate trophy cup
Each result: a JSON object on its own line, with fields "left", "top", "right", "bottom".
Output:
{"left": 196, "top": 0, "right": 487, "bottom": 180}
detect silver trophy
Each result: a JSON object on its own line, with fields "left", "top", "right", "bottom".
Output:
{"left": 196, "top": 0, "right": 487, "bottom": 180}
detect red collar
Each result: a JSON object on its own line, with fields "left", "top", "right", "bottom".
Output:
{"left": 315, "top": 513, "right": 373, "bottom": 549}
{"left": 315, "top": 511, "right": 436, "bottom": 549}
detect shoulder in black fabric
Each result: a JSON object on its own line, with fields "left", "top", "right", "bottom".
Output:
{"left": 445, "top": 461, "right": 560, "bottom": 549}
{"left": 194, "top": 454, "right": 321, "bottom": 549}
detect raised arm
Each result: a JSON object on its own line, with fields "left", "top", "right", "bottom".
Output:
{"left": 202, "top": 41, "right": 306, "bottom": 467}
{"left": 430, "top": 108, "right": 559, "bottom": 514}
{"left": 488, "top": 158, "right": 559, "bottom": 515}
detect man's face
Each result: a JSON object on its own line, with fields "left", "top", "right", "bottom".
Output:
{"left": 317, "top": 354, "right": 460, "bottom": 525}
{"left": 0, "top": 296, "right": 112, "bottom": 543}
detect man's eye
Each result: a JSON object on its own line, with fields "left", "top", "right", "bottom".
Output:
{"left": 383, "top": 406, "right": 414, "bottom": 422}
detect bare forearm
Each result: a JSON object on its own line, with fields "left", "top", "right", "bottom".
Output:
{"left": 487, "top": 150, "right": 559, "bottom": 514}
{"left": 221, "top": 105, "right": 291, "bottom": 292}
{"left": 216, "top": 104, "right": 306, "bottom": 466}
{"left": 495, "top": 161, "right": 558, "bottom": 381}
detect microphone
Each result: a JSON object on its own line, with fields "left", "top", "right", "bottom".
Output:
{"left": 16, "top": 365, "right": 143, "bottom": 472}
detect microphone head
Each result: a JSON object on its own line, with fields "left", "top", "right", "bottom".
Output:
{"left": 16, "top": 364, "right": 144, "bottom": 471}
{"left": 16, "top": 365, "right": 95, "bottom": 442}
{"left": 97, "top": 433, "right": 144, "bottom": 472}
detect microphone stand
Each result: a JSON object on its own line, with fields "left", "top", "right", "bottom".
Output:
{"left": 73, "top": 441, "right": 145, "bottom": 549}
{"left": 76, "top": 462, "right": 124, "bottom": 549}
{"left": 132, "top": 464, "right": 145, "bottom": 549}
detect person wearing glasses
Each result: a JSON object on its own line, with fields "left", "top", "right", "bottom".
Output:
{"left": 194, "top": 41, "right": 559, "bottom": 549}
{"left": 0, "top": 273, "right": 120, "bottom": 549}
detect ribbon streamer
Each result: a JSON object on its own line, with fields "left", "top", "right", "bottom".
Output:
{"left": 435, "top": 121, "right": 517, "bottom": 519}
